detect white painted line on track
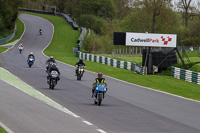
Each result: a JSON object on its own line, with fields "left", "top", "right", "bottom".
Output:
{"left": 1, "top": 14, "right": 107, "bottom": 133}
{"left": 97, "top": 129, "right": 107, "bottom": 133}
{"left": 0, "top": 121, "right": 15, "bottom": 133}
{"left": 82, "top": 121, "right": 93, "bottom": 126}
{"left": 0, "top": 67, "right": 80, "bottom": 119}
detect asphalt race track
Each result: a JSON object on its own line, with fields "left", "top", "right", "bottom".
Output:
{"left": 0, "top": 13, "right": 200, "bottom": 133}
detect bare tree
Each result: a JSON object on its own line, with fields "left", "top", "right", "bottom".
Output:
{"left": 177, "top": 0, "right": 194, "bottom": 27}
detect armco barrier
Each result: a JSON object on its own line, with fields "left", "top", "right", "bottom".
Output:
{"left": 0, "top": 31, "right": 15, "bottom": 44}
{"left": 19, "top": 8, "right": 79, "bottom": 30}
{"left": 19, "top": 8, "right": 84, "bottom": 52}
{"left": 171, "top": 66, "right": 200, "bottom": 85}
{"left": 77, "top": 51, "right": 143, "bottom": 74}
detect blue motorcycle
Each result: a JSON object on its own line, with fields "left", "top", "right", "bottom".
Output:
{"left": 93, "top": 83, "right": 107, "bottom": 106}
{"left": 28, "top": 56, "right": 35, "bottom": 68}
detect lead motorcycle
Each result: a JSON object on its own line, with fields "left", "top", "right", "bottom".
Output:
{"left": 39, "top": 29, "right": 42, "bottom": 35}
{"left": 47, "top": 71, "right": 59, "bottom": 90}
{"left": 27, "top": 56, "right": 35, "bottom": 68}
{"left": 93, "top": 83, "right": 107, "bottom": 106}
{"left": 76, "top": 65, "right": 84, "bottom": 80}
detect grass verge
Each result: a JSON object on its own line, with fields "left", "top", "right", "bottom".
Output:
{"left": 0, "top": 47, "right": 8, "bottom": 53}
{"left": 0, "top": 126, "right": 7, "bottom": 133}
{"left": 0, "top": 18, "right": 24, "bottom": 53}
{"left": 22, "top": 11, "right": 200, "bottom": 101}
{"left": 0, "top": 18, "right": 24, "bottom": 45}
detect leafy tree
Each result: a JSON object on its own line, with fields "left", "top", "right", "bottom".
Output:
{"left": 74, "top": 0, "right": 116, "bottom": 20}
{"left": 119, "top": 2, "right": 179, "bottom": 34}
{"left": 0, "top": 0, "right": 22, "bottom": 31}
{"left": 113, "top": 0, "right": 131, "bottom": 19}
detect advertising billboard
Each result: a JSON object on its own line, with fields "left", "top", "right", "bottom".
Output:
{"left": 126, "top": 33, "right": 177, "bottom": 47}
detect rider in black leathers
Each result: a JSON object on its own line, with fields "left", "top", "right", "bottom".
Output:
{"left": 46, "top": 56, "right": 56, "bottom": 72}
{"left": 47, "top": 63, "right": 60, "bottom": 82}
{"left": 39, "top": 29, "right": 42, "bottom": 35}
{"left": 75, "top": 58, "right": 86, "bottom": 76}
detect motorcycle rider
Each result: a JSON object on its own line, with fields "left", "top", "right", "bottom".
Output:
{"left": 75, "top": 58, "right": 86, "bottom": 76}
{"left": 46, "top": 56, "right": 56, "bottom": 72}
{"left": 39, "top": 29, "right": 42, "bottom": 35}
{"left": 92, "top": 72, "right": 107, "bottom": 97}
{"left": 27, "top": 52, "right": 35, "bottom": 62}
{"left": 18, "top": 43, "right": 24, "bottom": 50}
{"left": 47, "top": 63, "right": 60, "bottom": 82}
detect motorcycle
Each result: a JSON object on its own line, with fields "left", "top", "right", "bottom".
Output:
{"left": 76, "top": 65, "right": 84, "bottom": 80}
{"left": 39, "top": 29, "right": 42, "bottom": 35}
{"left": 93, "top": 83, "right": 107, "bottom": 106}
{"left": 27, "top": 56, "right": 35, "bottom": 68}
{"left": 19, "top": 47, "right": 23, "bottom": 54}
{"left": 48, "top": 70, "right": 58, "bottom": 90}
{"left": 46, "top": 61, "right": 56, "bottom": 73}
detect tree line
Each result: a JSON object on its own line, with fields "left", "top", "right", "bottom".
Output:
{"left": 2, "top": 0, "right": 200, "bottom": 55}
{"left": 0, "top": 0, "right": 22, "bottom": 38}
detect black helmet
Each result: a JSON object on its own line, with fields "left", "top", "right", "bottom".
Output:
{"left": 52, "top": 63, "right": 56, "bottom": 67}
{"left": 80, "top": 58, "right": 83, "bottom": 62}
{"left": 98, "top": 72, "right": 103, "bottom": 79}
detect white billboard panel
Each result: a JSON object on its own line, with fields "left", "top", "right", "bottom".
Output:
{"left": 126, "top": 33, "right": 177, "bottom": 47}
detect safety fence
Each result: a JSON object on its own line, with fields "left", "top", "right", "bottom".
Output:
{"left": 171, "top": 66, "right": 200, "bottom": 85}
{"left": 77, "top": 51, "right": 143, "bottom": 75}
{"left": 19, "top": 8, "right": 79, "bottom": 30}
{"left": 0, "top": 27, "right": 15, "bottom": 44}
{"left": 19, "top": 8, "right": 86, "bottom": 52}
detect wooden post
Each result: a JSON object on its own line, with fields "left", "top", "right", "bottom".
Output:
{"left": 126, "top": 47, "right": 127, "bottom": 57}
{"left": 129, "top": 47, "right": 131, "bottom": 57}
{"left": 136, "top": 47, "right": 138, "bottom": 56}
{"left": 119, "top": 46, "right": 121, "bottom": 57}
{"left": 133, "top": 47, "right": 134, "bottom": 56}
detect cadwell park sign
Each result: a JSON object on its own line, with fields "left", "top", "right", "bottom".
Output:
{"left": 114, "top": 32, "right": 177, "bottom": 48}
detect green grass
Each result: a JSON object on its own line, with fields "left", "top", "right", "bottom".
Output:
{"left": 22, "top": 11, "right": 200, "bottom": 101}
{"left": 5, "top": 18, "right": 24, "bottom": 44}
{"left": 0, "top": 126, "right": 7, "bottom": 133}
{"left": 0, "top": 18, "right": 24, "bottom": 45}
{"left": 13, "top": 18, "right": 25, "bottom": 41}
{"left": 99, "top": 54, "right": 143, "bottom": 65}
{"left": 0, "top": 47, "right": 8, "bottom": 53}
{"left": 0, "top": 28, "right": 11, "bottom": 39}
{"left": 0, "top": 18, "right": 25, "bottom": 53}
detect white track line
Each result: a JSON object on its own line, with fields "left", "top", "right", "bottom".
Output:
{"left": 97, "top": 129, "right": 107, "bottom": 133}
{"left": 0, "top": 121, "right": 15, "bottom": 133}
{"left": 82, "top": 121, "right": 93, "bottom": 126}
{"left": 0, "top": 68, "right": 80, "bottom": 118}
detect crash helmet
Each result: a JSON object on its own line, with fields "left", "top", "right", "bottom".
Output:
{"left": 98, "top": 72, "right": 103, "bottom": 79}
{"left": 30, "top": 52, "right": 33, "bottom": 55}
{"left": 52, "top": 62, "right": 56, "bottom": 67}
{"left": 80, "top": 58, "right": 83, "bottom": 62}
{"left": 50, "top": 56, "right": 54, "bottom": 59}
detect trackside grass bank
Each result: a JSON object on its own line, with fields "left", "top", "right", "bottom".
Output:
{"left": 0, "top": 47, "right": 7, "bottom": 53}
{"left": 0, "top": 18, "right": 24, "bottom": 53}
{"left": 22, "top": 11, "right": 200, "bottom": 101}
{"left": 0, "top": 125, "right": 7, "bottom": 133}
